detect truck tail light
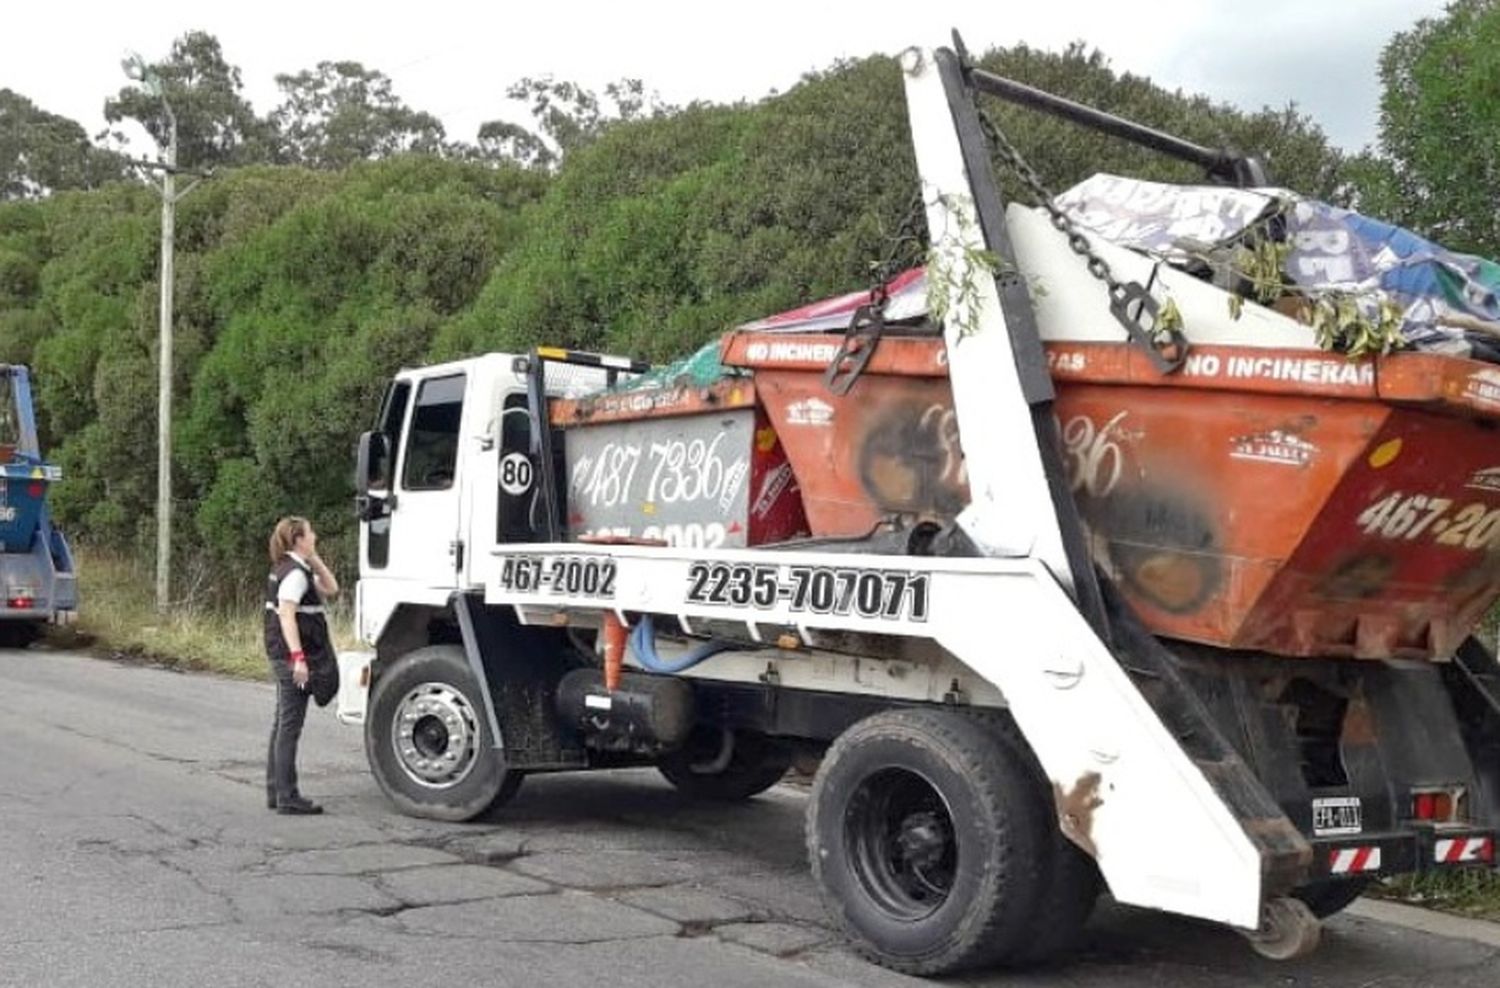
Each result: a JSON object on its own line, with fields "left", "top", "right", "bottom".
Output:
{"left": 1411, "top": 787, "right": 1463, "bottom": 823}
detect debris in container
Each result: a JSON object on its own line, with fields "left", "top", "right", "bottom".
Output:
{"left": 1055, "top": 173, "right": 1500, "bottom": 360}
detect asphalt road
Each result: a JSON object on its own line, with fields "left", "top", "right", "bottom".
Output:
{"left": 1, "top": 649, "right": 1497, "bottom": 988}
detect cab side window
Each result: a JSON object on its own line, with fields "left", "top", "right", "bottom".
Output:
{"left": 365, "top": 380, "right": 411, "bottom": 571}
{"left": 370, "top": 381, "right": 410, "bottom": 490}
{"left": 401, "top": 374, "right": 465, "bottom": 491}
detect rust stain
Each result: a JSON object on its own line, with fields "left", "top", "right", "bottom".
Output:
{"left": 1132, "top": 551, "right": 1209, "bottom": 612}
{"left": 1052, "top": 772, "right": 1104, "bottom": 859}
{"left": 862, "top": 452, "right": 921, "bottom": 505}
{"left": 1341, "top": 696, "right": 1377, "bottom": 746}
{"left": 1321, "top": 555, "right": 1395, "bottom": 599}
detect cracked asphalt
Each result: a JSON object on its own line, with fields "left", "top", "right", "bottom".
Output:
{"left": 2, "top": 649, "right": 1497, "bottom": 988}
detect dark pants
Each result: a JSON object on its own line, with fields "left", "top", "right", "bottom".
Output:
{"left": 266, "top": 658, "right": 310, "bottom": 803}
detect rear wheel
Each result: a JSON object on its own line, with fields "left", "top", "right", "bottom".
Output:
{"left": 0, "top": 622, "right": 42, "bottom": 649}
{"left": 806, "top": 708, "right": 1049, "bottom": 975}
{"left": 366, "top": 645, "right": 522, "bottom": 821}
{"left": 975, "top": 711, "right": 1100, "bottom": 964}
{"left": 658, "top": 728, "right": 792, "bottom": 801}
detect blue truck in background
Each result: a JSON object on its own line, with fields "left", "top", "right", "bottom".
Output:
{"left": 0, "top": 365, "right": 75, "bottom": 647}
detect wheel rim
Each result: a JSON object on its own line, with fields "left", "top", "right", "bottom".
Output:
{"left": 845, "top": 767, "right": 958, "bottom": 920}
{"left": 390, "top": 681, "right": 482, "bottom": 789}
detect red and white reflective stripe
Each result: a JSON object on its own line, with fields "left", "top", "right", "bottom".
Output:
{"left": 1329, "top": 847, "right": 1382, "bottom": 874}
{"left": 1435, "top": 837, "right": 1494, "bottom": 864}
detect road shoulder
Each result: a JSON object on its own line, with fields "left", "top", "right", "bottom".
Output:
{"left": 1346, "top": 898, "right": 1500, "bottom": 948}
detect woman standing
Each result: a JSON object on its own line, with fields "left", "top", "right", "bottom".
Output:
{"left": 264, "top": 516, "right": 339, "bottom": 815}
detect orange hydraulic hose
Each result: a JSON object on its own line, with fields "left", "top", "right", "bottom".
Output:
{"left": 602, "top": 612, "right": 628, "bottom": 692}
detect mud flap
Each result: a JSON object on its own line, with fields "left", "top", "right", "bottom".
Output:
{"left": 452, "top": 592, "right": 586, "bottom": 770}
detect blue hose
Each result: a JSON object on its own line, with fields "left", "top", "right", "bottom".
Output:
{"left": 629, "top": 616, "right": 736, "bottom": 674}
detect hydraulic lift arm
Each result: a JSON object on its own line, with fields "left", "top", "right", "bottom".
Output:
{"left": 899, "top": 44, "right": 1305, "bottom": 931}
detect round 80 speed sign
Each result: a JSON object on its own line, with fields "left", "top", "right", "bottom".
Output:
{"left": 500, "top": 452, "right": 534, "bottom": 495}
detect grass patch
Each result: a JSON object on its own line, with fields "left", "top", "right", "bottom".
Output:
{"left": 48, "top": 548, "right": 355, "bottom": 680}
{"left": 1376, "top": 870, "right": 1500, "bottom": 922}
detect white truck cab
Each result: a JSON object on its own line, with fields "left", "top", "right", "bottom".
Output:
{"left": 354, "top": 354, "right": 610, "bottom": 648}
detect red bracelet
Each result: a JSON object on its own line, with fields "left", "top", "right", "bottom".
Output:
{"left": 290, "top": 650, "right": 306, "bottom": 664}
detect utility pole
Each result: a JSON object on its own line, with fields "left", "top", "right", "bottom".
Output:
{"left": 156, "top": 105, "right": 177, "bottom": 614}
{"left": 123, "top": 54, "right": 205, "bottom": 613}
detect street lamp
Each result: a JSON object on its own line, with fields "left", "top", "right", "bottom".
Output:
{"left": 122, "top": 52, "right": 202, "bottom": 613}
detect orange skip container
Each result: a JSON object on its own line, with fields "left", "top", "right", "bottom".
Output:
{"left": 722, "top": 330, "right": 1500, "bottom": 661}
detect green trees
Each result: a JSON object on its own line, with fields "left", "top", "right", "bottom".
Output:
{"left": 435, "top": 48, "right": 1348, "bottom": 366}
{"left": 1, "top": 91, "right": 126, "bottom": 198}
{"left": 270, "top": 62, "right": 447, "bottom": 169}
{"left": 171, "top": 159, "right": 544, "bottom": 576}
{"left": 1361, "top": 0, "right": 1500, "bottom": 256}
{"left": 102, "top": 31, "right": 274, "bottom": 171}
{"left": 91, "top": 30, "right": 663, "bottom": 175}
{"left": 478, "top": 76, "right": 674, "bottom": 169}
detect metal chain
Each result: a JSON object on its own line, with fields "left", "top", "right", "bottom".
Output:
{"left": 976, "top": 108, "right": 1125, "bottom": 299}
{"left": 975, "top": 104, "right": 1188, "bottom": 374}
{"left": 868, "top": 190, "right": 928, "bottom": 310}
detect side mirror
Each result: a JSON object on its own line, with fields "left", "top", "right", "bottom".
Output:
{"left": 355, "top": 432, "right": 396, "bottom": 523}
{"left": 355, "top": 431, "right": 391, "bottom": 495}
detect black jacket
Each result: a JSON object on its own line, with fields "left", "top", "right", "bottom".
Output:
{"left": 264, "top": 555, "right": 339, "bottom": 707}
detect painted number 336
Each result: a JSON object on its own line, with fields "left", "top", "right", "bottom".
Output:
{"left": 1357, "top": 492, "right": 1500, "bottom": 551}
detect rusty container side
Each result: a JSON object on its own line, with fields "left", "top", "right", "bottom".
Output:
{"left": 752, "top": 373, "right": 964, "bottom": 538}
{"left": 729, "top": 332, "right": 1500, "bottom": 659}
{"left": 1052, "top": 386, "right": 1372, "bottom": 652}
{"left": 1234, "top": 410, "right": 1500, "bottom": 659}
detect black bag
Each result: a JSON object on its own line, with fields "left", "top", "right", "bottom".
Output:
{"left": 306, "top": 648, "right": 340, "bottom": 707}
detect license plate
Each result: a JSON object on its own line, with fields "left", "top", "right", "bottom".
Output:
{"left": 1313, "top": 797, "right": 1363, "bottom": 836}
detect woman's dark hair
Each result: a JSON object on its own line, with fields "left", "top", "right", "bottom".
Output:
{"left": 269, "top": 516, "right": 310, "bottom": 564}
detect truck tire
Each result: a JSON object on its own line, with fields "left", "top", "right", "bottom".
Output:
{"left": 0, "top": 622, "right": 42, "bottom": 648}
{"left": 1294, "top": 878, "right": 1370, "bottom": 919}
{"left": 806, "top": 708, "right": 1049, "bottom": 975}
{"left": 658, "top": 728, "right": 792, "bottom": 801}
{"left": 972, "top": 710, "right": 1101, "bottom": 964}
{"left": 365, "top": 645, "right": 522, "bottom": 822}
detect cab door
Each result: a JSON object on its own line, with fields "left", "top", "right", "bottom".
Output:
{"left": 384, "top": 371, "right": 469, "bottom": 590}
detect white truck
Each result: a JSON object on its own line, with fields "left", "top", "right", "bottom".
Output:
{"left": 337, "top": 43, "right": 1500, "bottom": 974}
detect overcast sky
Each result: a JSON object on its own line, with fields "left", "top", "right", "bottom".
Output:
{"left": 3, "top": 0, "right": 1451, "bottom": 155}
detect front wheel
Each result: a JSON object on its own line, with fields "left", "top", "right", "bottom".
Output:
{"left": 365, "top": 645, "right": 522, "bottom": 821}
{"left": 806, "top": 708, "right": 1050, "bottom": 975}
